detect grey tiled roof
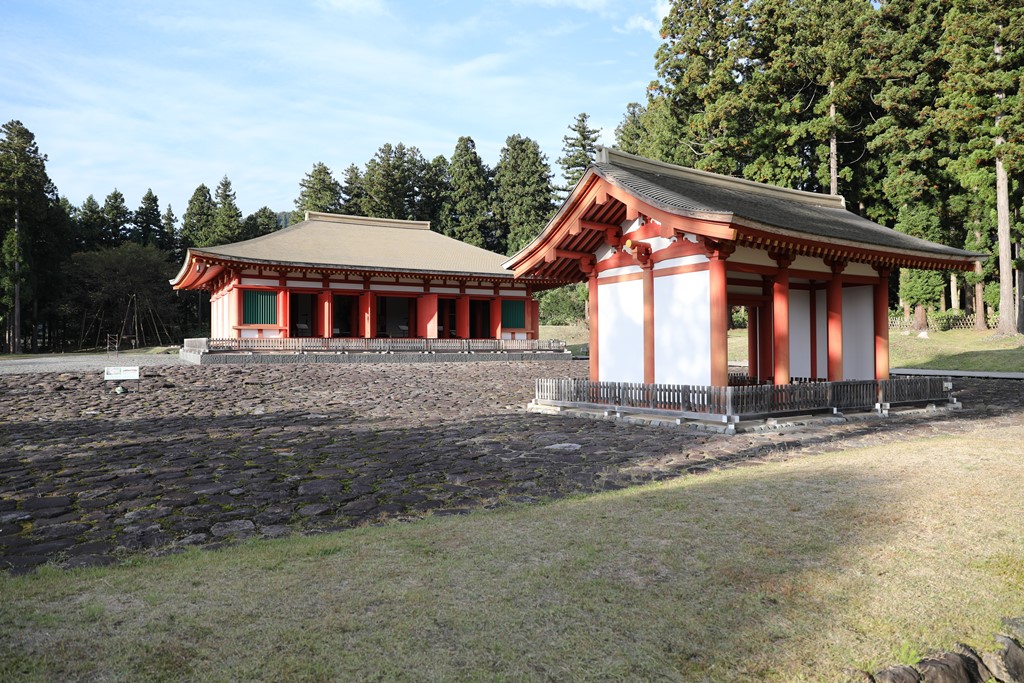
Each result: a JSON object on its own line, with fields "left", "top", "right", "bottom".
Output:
{"left": 193, "top": 212, "right": 513, "bottom": 278}
{"left": 594, "top": 149, "right": 980, "bottom": 261}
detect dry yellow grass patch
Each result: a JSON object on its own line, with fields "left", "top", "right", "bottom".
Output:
{"left": 2, "top": 423, "right": 1023, "bottom": 682}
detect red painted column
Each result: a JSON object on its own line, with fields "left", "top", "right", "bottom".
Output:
{"left": 874, "top": 269, "right": 891, "bottom": 380}
{"left": 279, "top": 288, "right": 290, "bottom": 338}
{"left": 773, "top": 268, "right": 790, "bottom": 385}
{"left": 359, "top": 291, "right": 375, "bottom": 338}
{"left": 489, "top": 298, "right": 502, "bottom": 339}
{"left": 643, "top": 264, "right": 655, "bottom": 384}
{"left": 746, "top": 305, "right": 759, "bottom": 381}
{"left": 588, "top": 275, "right": 599, "bottom": 381}
{"left": 528, "top": 297, "right": 540, "bottom": 340}
{"left": 706, "top": 257, "right": 727, "bottom": 386}
{"left": 456, "top": 296, "right": 470, "bottom": 339}
{"left": 318, "top": 291, "right": 332, "bottom": 338}
{"left": 417, "top": 294, "right": 438, "bottom": 338}
{"left": 827, "top": 264, "right": 845, "bottom": 381}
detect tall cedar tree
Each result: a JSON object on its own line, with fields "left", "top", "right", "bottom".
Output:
{"left": 180, "top": 184, "right": 216, "bottom": 249}
{"left": 133, "top": 189, "right": 161, "bottom": 246}
{"left": 0, "top": 120, "right": 70, "bottom": 351}
{"left": 211, "top": 175, "right": 242, "bottom": 246}
{"left": 76, "top": 195, "right": 105, "bottom": 251}
{"left": 557, "top": 113, "right": 600, "bottom": 192}
{"left": 241, "top": 206, "right": 280, "bottom": 241}
{"left": 292, "top": 162, "right": 342, "bottom": 223}
{"left": 938, "top": 0, "right": 1023, "bottom": 332}
{"left": 443, "top": 136, "right": 495, "bottom": 250}
{"left": 359, "top": 143, "right": 428, "bottom": 220}
{"left": 102, "top": 189, "right": 132, "bottom": 246}
{"left": 650, "top": 0, "right": 752, "bottom": 173}
{"left": 418, "top": 154, "right": 452, "bottom": 231}
{"left": 864, "top": 0, "right": 956, "bottom": 318}
{"left": 159, "top": 204, "right": 178, "bottom": 255}
{"left": 339, "top": 164, "right": 366, "bottom": 216}
{"left": 494, "top": 135, "right": 556, "bottom": 255}
{"left": 741, "top": 0, "right": 876, "bottom": 199}
{"left": 614, "top": 103, "right": 648, "bottom": 155}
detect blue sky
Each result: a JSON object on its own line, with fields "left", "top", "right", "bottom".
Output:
{"left": 1, "top": 0, "right": 669, "bottom": 218}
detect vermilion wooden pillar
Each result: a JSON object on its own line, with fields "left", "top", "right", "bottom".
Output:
{"left": 489, "top": 298, "right": 502, "bottom": 339}
{"left": 708, "top": 256, "right": 729, "bottom": 386}
{"left": 874, "top": 268, "right": 891, "bottom": 380}
{"left": 758, "top": 282, "right": 774, "bottom": 383}
{"left": 456, "top": 296, "right": 470, "bottom": 339}
{"left": 359, "top": 291, "right": 375, "bottom": 338}
{"left": 318, "top": 291, "right": 332, "bottom": 338}
{"left": 827, "top": 261, "right": 845, "bottom": 381}
{"left": 417, "top": 294, "right": 438, "bottom": 338}
{"left": 588, "top": 275, "right": 599, "bottom": 381}
{"left": 747, "top": 305, "right": 759, "bottom": 381}
{"left": 279, "top": 288, "right": 290, "bottom": 338}
{"left": 773, "top": 267, "right": 791, "bottom": 385}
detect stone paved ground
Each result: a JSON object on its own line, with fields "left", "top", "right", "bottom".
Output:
{"left": 1, "top": 360, "right": 1021, "bottom": 574}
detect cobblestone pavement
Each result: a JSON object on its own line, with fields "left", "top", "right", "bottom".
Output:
{"left": 1, "top": 360, "right": 1020, "bottom": 574}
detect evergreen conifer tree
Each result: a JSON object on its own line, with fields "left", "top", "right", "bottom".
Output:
{"left": 360, "top": 143, "right": 428, "bottom": 220}
{"left": 339, "top": 164, "right": 366, "bottom": 216}
{"left": 76, "top": 195, "right": 105, "bottom": 251}
{"left": 158, "top": 204, "right": 178, "bottom": 255}
{"left": 556, "top": 113, "right": 600, "bottom": 192}
{"left": 211, "top": 175, "right": 242, "bottom": 246}
{"left": 133, "top": 189, "right": 161, "bottom": 246}
{"left": 494, "top": 134, "right": 556, "bottom": 255}
{"left": 442, "top": 136, "right": 494, "bottom": 249}
{"left": 292, "top": 162, "right": 342, "bottom": 223}
{"left": 241, "top": 206, "right": 280, "bottom": 240}
{"left": 181, "top": 184, "right": 216, "bottom": 249}
{"left": 101, "top": 189, "right": 132, "bottom": 246}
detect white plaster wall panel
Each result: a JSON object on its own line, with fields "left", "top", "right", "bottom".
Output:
{"left": 653, "top": 270, "right": 712, "bottom": 386}
{"left": 791, "top": 255, "right": 831, "bottom": 275}
{"left": 842, "top": 286, "right": 875, "bottom": 380}
{"left": 465, "top": 288, "right": 494, "bottom": 296}
{"left": 264, "top": 329, "right": 281, "bottom": 338}
{"left": 430, "top": 287, "right": 461, "bottom": 295}
{"left": 498, "top": 289, "right": 528, "bottom": 297}
{"left": 286, "top": 280, "right": 320, "bottom": 288}
{"left": 210, "top": 297, "right": 222, "bottom": 337}
{"left": 653, "top": 254, "right": 708, "bottom": 271}
{"left": 595, "top": 244, "right": 617, "bottom": 263}
{"left": 240, "top": 277, "right": 279, "bottom": 287}
{"left": 598, "top": 265, "right": 644, "bottom": 280}
{"left": 240, "top": 329, "right": 259, "bottom": 339}
{"left": 815, "top": 290, "right": 827, "bottom": 377}
{"left": 598, "top": 280, "right": 645, "bottom": 383}
{"left": 788, "top": 290, "right": 812, "bottom": 378}
{"left": 730, "top": 245, "right": 777, "bottom": 268}
{"left": 329, "top": 282, "right": 364, "bottom": 291}
{"left": 622, "top": 218, "right": 644, "bottom": 235}
{"left": 846, "top": 263, "right": 877, "bottom": 278}
{"left": 644, "top": 236, "right": 674, "bottom": 253}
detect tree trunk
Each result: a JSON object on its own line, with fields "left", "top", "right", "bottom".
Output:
{"left": 996, "top": 153, "right": 1013, "bottom": 334}
{"left": 1016, "top": 240, "right": 1024, "bottom": 333}
{"left": 829, "top": 82, "right": 838, "bottom": 196}
{"left": 912, "top": 304, "right": 927, "bottom": 331}
{"left": 951, "top": 273, "right": 960, "bottom": 310}
{"left": 975, "top": 280, "right": 987, "bottom": 330}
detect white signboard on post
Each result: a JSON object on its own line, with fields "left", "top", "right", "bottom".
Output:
{"left": 104, "top": 366, "right": 140, "bottom": 381}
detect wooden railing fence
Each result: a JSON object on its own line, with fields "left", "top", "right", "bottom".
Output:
{"left": 186, "top": 337, "right": 566, "bottom": 354}
{"left": 535, "top": 375, "right": 953, "bottom": 422}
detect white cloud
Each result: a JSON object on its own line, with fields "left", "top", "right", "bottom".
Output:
{"left": 621, "top": 0, "right": 670, "bottom": 40}
{"left": 314, "top": 0, "right": 388, "bottom": 15}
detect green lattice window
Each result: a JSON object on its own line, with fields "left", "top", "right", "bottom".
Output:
{"left": 243, "top": 290, "right": 277, "bottom": 325}
{"left": 501, "top": 299, "right": 526, "bottom": 328}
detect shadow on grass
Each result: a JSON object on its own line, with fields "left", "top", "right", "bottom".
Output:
{"left": 905, "top": 347, "right": 1024, "bottom": 372}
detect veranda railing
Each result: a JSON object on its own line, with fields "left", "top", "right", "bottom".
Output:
{"left": 188, "top": 337, "right": 567, "bottom": 354}
{"left": 535, "top": 375, "right": 954, "bottom": 423}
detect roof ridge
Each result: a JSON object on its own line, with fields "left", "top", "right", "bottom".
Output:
{"left": 595, "top": 146, "right": 847, "bottom": 210}
{"left": 305, "top": 211, "right": 431, "bottom": 230}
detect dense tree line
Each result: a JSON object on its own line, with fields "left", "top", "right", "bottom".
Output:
{"left": 0, "top": 114, "right": 595, "bottom": 351}
{"left": 617, "top": 0, "right": 1023, "bottom": 331}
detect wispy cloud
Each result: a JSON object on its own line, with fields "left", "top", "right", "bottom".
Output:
{"left": 314, "top": 0, "right": 389, "bottom": 15}
{"left": 621, "top": 0, "right": 671, "bottom": 40}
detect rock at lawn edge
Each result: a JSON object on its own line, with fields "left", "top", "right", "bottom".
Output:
{"left": 952, "top": 643, "right": 993, "bottom": 683}
{"left": 982, "top": 635, "right": 1024, "bottom": 683}
{"left": 915, "top": 652, "right": 977, "bottom": 683}
{"left": 210, "top": 520, "right": 256, "bottom": 538}
{"left": 874, "top": 665, "right": 922, "bottom": 683}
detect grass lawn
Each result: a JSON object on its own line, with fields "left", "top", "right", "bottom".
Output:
{"left": 3, "top": 423, "right": 1023, "bottom": 682}
{"left": 727, "top": 327, "right": 1024, "bottom": 373}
